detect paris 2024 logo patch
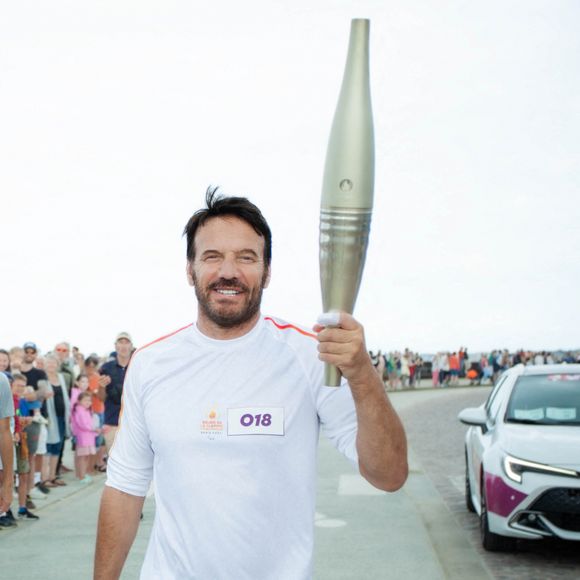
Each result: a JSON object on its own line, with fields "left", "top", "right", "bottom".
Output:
{"left": 200, "top": 408, "right": 224, "bottom": 440}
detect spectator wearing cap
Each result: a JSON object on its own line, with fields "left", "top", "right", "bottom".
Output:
{"left": 21, "top": 343, "right": 47, "bottom": 391}
{"left": 99, "top": 332, "right": 133, "bottom": 453}
{"left": 20, "top": 343, "right": 51, "bottom": 497}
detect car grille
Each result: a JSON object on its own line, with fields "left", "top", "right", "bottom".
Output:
{"left": 529, "top": 488, "right": 580, "bottom": 532}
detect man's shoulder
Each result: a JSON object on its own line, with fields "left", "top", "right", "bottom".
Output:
{"left": 262, "top": 315, "right": 322, "bottom": 385}
{"left": 99, "top": 359, "right": 116, "bottom": 373}
{"left": 262, "top": 315, "right": 319, "bottom": 352}
{"left": 133, "top": 323, "right": 194, "bottom": 362}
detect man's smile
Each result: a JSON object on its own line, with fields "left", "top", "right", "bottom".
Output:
{"left": 209, "top": 279, "right": 249, "bottom": 300}
{"left": 214, "top": 288, "right": 242, "bottom": 296}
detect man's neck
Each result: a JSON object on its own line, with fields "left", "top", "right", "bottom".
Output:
{"left": 20, "top": 362, "right": 33, "bottom": 372}
{"left": 196, "top": 311, "right": 262, "bottom": 340}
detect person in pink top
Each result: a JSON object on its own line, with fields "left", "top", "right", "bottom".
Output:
{"left": 70, "top": 374, "right": 91, "bottom": 478}
{"left": 71, "top": 392, "right": 100, "bottom": 483}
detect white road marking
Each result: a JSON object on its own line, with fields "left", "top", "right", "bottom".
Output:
{"left": 338, "top": 474, "right": 385, "bottom": 496}
{"left": 315, "top": 518, "right": 347, "bottom": 528}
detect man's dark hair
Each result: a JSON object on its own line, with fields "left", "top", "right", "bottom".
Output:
{"left": 183, "top": 186, "right": 272, "bottom": 265}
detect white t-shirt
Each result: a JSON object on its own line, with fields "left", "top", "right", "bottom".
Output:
{"left": 0, "top": 372, "right": 15, "bottom": 472}
{"left": 0, "top": 373, "right": 14, "bottom": 420}
{"left": 106, "top": 315, "right": 359, "bottom": 580}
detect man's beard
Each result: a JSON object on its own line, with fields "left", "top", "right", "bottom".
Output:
{"left": 193, "top": 273, "right": 267, "bottom": 329}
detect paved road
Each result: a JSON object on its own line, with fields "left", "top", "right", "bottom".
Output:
{"left": 398, "top": 386, "right": 580, "bottom": 580}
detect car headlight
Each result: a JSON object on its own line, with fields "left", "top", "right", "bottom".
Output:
{"left": 503, "top": 455, "right": 579, "bottom": 484}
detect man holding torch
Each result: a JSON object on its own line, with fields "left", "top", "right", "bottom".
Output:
{"left": 95, "top": 189, "right": 407, "bottom": 580}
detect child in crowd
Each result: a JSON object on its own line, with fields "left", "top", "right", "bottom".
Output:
{"left": 19, "top": 385, "right": 47, "bottom": 425}
{"left": 11, "top": 374, "right": 39, "bottom": 520}
{"left": 70, "top": 374, "right": 90, "bottom": 478}
{"left": 15, "top": 376, "right": 47, "bottom": 505}
{"left": 70, "top": 392, "right": 100, "bottom": 483}
{"left": 70, "top": 373, "right": 89, "bottom": 408}
{"left": 85, "top": 357, "right": 106, "bottom": 473}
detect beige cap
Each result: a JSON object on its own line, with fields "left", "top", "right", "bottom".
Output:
{"left": 115, "top": 331, "right": 133, "bottom": 343}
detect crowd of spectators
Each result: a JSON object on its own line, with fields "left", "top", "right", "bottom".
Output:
{"left": 462, "top": 349, "right": 580, "bottom": 386}
{"left": 370, "top": 348, "right": 580, "bottom": 390}
{"left": 369, "top": 349, "right": 425, "bottom": 390}
{"left": 0, "top": 333, "right": 133, "bottom": 528}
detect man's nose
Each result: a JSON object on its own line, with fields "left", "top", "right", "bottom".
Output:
{"left": 218, "top": 255, "right": 239, "bottom": 279}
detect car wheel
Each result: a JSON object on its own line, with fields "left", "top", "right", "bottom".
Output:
{"left": 465, "top": 451, "right": 476, "bottom": 513}
{"left": 480, "top": 475, "right": 516, "bottom": 552}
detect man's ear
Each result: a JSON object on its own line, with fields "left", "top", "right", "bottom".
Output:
{"left": 186, "top": 262, "right": 194, "bottom": 287}
{"left": 263, "top": 266, "right": 271, "bottom": 289}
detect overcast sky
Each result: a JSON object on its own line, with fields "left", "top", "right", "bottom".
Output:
{"left": 1, "top": 1, "right": 579, "bottom": 356}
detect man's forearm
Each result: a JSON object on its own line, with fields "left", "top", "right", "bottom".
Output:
{"left": 351, "top": 369, "right": 408, "bottom": 492}
{"left": 314, "top": 313, "right": 408, "bottom": 492}
{"left": 94, "top": 486, "right": 145, "bottom": 580}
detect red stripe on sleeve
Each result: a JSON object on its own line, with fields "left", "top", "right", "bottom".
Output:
{"left": 264, "top": 316, "right": 317, "bottom": 340}
{"left": 137, "top": 323, "right": 194, "bottom": 353}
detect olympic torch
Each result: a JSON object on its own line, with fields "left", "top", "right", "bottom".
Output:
{"left": 319, "top": 18, "right": 375, "bottom": 386}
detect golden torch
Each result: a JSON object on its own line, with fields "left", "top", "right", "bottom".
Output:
{"left": 319, "top": 18, "right": 375, "bottom": 386}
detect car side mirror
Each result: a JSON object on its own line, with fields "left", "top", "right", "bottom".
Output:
{"left": 458, "top": 407, "right": 488, "bottom": 427}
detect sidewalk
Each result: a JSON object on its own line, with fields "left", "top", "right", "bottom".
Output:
{"left": 7, "top": 444, "right": 106, "bottom": 522}
{"left": 388, "top": 375, "right": 490, "bottom": 392}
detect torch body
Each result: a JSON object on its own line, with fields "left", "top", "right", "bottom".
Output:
{"left": 319, "top": 19, "right": 375, "bottom": 386}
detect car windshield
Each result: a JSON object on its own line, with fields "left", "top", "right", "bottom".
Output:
{"left": 505, "top": 374, "right": 580, "bottom": 426}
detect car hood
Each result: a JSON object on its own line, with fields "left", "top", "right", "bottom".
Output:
{"left": 499, "top": 424, "right": 580, "bottom": 469}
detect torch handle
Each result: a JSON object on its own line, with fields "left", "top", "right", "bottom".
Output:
{"left": 324, "top": 362, "right": 342, "bottom": 387}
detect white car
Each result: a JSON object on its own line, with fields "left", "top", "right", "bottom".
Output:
{"left": 458, "top": 364, "right": 580, "bottom": 551}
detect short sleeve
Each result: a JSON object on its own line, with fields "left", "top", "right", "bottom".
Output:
{"left": 0, "top": 374, "right": 14, "bottom": 419}
{"left": 105, "top": 355, "right": 154, "bottom": 496}
{"left": 315, "top": 377, "right": 359, "bottom": 469}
